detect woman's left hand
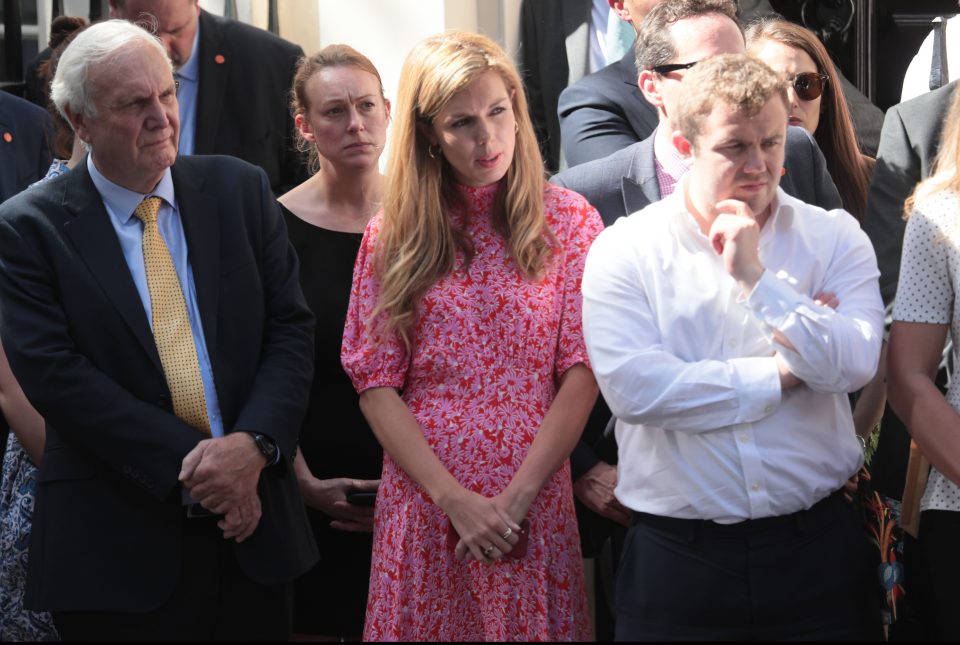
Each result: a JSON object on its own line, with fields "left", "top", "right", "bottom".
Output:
{"left": 454, "top": 490, "right": 530, "bottom": 563}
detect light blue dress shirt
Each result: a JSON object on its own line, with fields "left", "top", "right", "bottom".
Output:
{"left": 175, "top": 25, "right": 201, "bottom": 156}
{"left": 87, "top": 155, "right": 224, "bottom": 437}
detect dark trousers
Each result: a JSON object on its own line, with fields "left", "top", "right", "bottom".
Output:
{"left": 53, "top": 516, "right": 292, "bottom": 641}
{"left": 916, "top": 510, "right": 960, "bottom": 641}
{"left": 615, "top": 491, "right": 881, "bottom": 641}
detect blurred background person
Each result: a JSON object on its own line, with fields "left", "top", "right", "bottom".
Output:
{"left": 279, "top": 44, "right": 389, "bottom": 641}
{"left": 0, "top": 93, "right": 51, "bottom": 205}
{"left": 107, "top": 0, "right": 306, "bottom": 194}
{"left": 900, "top": 4, "right": 960, "bottom": 102}
{"left": 519, "top": 0, "right": 637, "bottom": 172}
{"left": 0, "top": 15, "right": 88, "bottom": 643}
{"left": 746, "top": 18, "right": 873, "bottom": 222}
{"left": 889, "top": 86, "right": 960, "bottom": 642}
{"left": 341, "top": 31, "right": 602, "bottom": 641}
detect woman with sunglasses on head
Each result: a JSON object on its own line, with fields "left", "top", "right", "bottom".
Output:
{"left": 278, "top": 44, "right": 389, "bottom": 640}
{"left": 746, "top": 18, "right": 873, "bottom": 223}
{"left": 341, "top": 31, "right": 602, "bottom": 641}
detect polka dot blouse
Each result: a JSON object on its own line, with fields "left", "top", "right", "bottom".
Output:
{"left": 894, "top": 189, "right": 960, "bottom": 512}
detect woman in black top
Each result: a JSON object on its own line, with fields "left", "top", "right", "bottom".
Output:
{"left": 278, "top": 44, "right": 390, "bottom": 640}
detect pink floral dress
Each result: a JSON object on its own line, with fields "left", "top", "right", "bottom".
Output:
{"left": 342, "top": 182, "right": 603, "bottom": 642}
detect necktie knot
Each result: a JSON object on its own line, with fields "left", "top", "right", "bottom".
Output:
{"left": 134, "top": 197, "right": 162, "bottom": 226}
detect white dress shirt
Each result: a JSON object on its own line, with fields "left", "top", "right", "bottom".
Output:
{"left": 582, "top": 185, "right": 884, "bottom": 523}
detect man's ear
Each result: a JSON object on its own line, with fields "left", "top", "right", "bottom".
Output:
{"left": 64, "top": 105, "right": 91, "bottom": 146}
{"left": 610, "top": 1, "right": 631, "bottom": 22}
{"left": 672, "top": 130, "right": 693, "bottom": 159}
{"left": 638, "top": 69, "right": 663, "bottom": 109}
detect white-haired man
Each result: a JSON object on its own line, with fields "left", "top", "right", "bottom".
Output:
{"left": 582, "top": 54, "right": 884, "bottom": 640}
{"left": 0, "top": 20, "right": 317, "bottom": 640}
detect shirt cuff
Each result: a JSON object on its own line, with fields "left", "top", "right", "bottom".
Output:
{"left": 729, "top": 355, "right": 782, "bottom": 423}
{"left": 743, "top": 270, "right": 804, "bottom": 329}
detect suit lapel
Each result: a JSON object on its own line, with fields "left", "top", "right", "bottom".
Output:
{"left": 61, "top": 160, "right": 163, "bottom": 373}
{"left": 194, "top": 10, "right": 228, "bottom": 155}
{"left": 622, "top": 136, "right": 661, "bottom": 216}
{"left": 171, "top": 161, "right": 220, "bottom": 360}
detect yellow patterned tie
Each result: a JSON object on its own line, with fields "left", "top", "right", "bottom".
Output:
{"left": 133, "top": 197, "right": 211, "bottom": 435}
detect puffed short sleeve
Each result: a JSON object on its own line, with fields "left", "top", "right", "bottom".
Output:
{"left": 893, "top": 193, "right": 956, "bottom": 326}
{"left": 341, "top": 213, "right": 410, "bottom": 393}
{"left": 548, "top": 186, "right": 605, "bottom": 382}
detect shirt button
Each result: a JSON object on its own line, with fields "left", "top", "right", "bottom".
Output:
{"left": 764, "top": 405, "right": 774, "bottom": 414}
{"left": 728, "top": 337, "right": 738, "bottom": 346}
{"left": 739, "top": 434, "right": 749, "bottom": 443}
{"left": 751, "top": 483, "right": 761, "bottom": 492}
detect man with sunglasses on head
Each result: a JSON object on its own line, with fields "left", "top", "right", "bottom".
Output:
{"left": 582, "top": 52, "right": 883, "bottom": 641}
{"left": 558, "top": 0, "right": 883, "bottom": 168}
{"left": 552, "top": 0, "right": 841, "bottom": 228}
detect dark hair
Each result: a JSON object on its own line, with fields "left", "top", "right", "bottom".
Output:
{"left": 38, "top": 15, "right": 88, "bottom": 159}
{"left": 289, "top": 44, "right": 386, "bottom": 175}
{"left": 746, "top": 17, "right": 872, "bottom": 221}
{"left": 635, "top": 0, "right": 740, "bottom": 72}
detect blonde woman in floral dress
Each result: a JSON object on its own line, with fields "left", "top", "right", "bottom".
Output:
{"left": 341, "top": 31, "right": 603, "bottom": 642}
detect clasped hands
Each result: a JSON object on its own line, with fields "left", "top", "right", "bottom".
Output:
{"left": 444, "top": 489, "right": 525, "bottom": 563}
{"left": 179, "top": 432, "right": 267, "bottom": 543}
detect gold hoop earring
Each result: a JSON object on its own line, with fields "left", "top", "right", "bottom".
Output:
{"left": 428, "top": 144, "right": 441, "bottom": 159}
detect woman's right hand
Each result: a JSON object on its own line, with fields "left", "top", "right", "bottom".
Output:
{"left": 442, "top": 488, "right": 522, "bottom": 562}
{"left": 301, "top": 476, "right": 380, "bottom": 532}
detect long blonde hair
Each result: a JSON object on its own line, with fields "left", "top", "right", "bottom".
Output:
{"left": 373, "top": 31, "right": 549, "bottom": 348}
{"left": 905, "top": 86, "right": 960, "bottom": 216}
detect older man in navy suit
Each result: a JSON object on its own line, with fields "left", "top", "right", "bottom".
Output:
{"left": 0, "top": 20, "right": 317, "bottom": 640}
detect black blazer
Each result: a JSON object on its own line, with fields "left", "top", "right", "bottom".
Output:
{"left": 519, "top": 0, "right": 592, "bottom": 172}
{"left": 193, "top": 10, "right": 306, "bottom": 194}
{"left": 0, "top": 155, "right": 318, "bottom": 612}
{"left": 0, "top": 91, "right": 52, "bottom": 203}
{"left": 865, "top": 81, "right": 957, "bottom": 306}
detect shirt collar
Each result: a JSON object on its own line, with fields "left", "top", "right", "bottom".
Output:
{"left": 176, "top": 21, "right": 202, "bottom": 82}
{"left": 87, "top": 155, "right": 176, "bottom": 223}
{"left": 653, "top": 126, "right": 692, "bottom": 183}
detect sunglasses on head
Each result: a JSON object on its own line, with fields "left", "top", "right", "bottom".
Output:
{"left": 790, "top": 72, "right": 829, "bottom": 101}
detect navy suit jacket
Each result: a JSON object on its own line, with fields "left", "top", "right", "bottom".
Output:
{"left": 0, "top": 91, "right": 52, "bottom": 203}
{"left": 0, "top": 155, "right": 318, "bottom": 612}
{"left": 192, "top": 11, "right": 306, "bottom": 194}
{"left": 557, "top": 50, "right": 657, "bottom": 169}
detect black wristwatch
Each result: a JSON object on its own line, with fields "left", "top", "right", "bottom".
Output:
{"left": 246, "top": 432, "right": 279, "bottom": 466}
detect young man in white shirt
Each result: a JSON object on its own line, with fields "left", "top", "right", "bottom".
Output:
{"left": 582, "top": 53, "right": 884, "bottom": 641}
